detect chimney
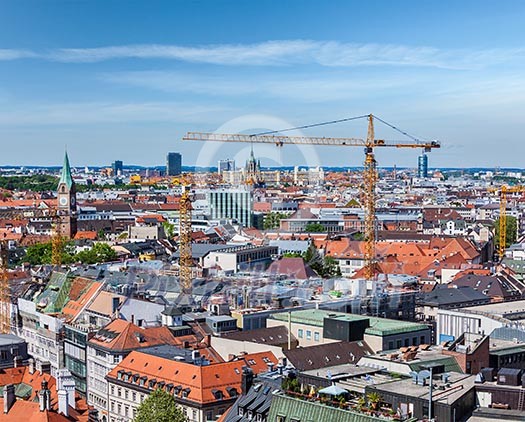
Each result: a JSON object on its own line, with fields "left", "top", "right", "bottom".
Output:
{"left": 112, "top": 297, "right": 120, "bottom": 315}
{"left": 58, "top": 390, "right": 69, "bottom": 417}
{"left": 13, "top": 356, "right": 21, "bottom": 368}
{"left": 88, "top": 408, "right": 100, "bottom": 422}
{"left": 241, "top": 367, "right": 254, "bottom": 395}
{"left": 3, "top": 384, "right": 15, "bottom": 414}
{"left": 277, "top": 363, "right": 284, "bottom": 375}
{"left": 39, "top": 380, "right": 51, "bottom": 412}
{"left": 28, "top": 358, "right": 35, "bottom": 375}
{"left": 65, "top": 379, "right": 76, "bottom": 410}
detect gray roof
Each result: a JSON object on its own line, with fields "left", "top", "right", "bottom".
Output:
{"left": 0, "top": 334, "right": 25, "bottom": 347}
{"left": 172, "top": 243, "right": 232, "bottom": 259}
{"left": 417, "top": 286, "right": 490, "bottom": 307}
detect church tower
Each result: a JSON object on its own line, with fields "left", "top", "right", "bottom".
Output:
{"left": 244, "top": 146, "right": 263, "bottom": 186}
{"left": 56, "top": 151, "right": 77, "bottom": 238}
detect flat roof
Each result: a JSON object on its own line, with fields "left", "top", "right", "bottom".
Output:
{"left": 463, "top": 299, "right": 525, "bottom": 318}
{"left": 271, "top": 309, "right": 428, "bottom": 336}
{"left": 372, "top": 372, "right": 476, "bottom": 404}
{"left": 359, "top": 347, "right": 462, "bottom": 373}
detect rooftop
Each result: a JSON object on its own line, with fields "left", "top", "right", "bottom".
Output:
{"left": 271, "top": 309, "right": 428, "bottom": 336}
{"left": 463, "top": 299, "right": 525, "bottom": 320}
{"left": 371, "top": 372, "right": 476, "bottom": 404}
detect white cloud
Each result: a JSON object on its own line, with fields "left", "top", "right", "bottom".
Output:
{"left": 0, "top": 101, "right": 234, "bottom": 126}
{"left": 101, "top": 70, "right": 415, "bottom": 102}
{"left": 0, "top": 40, "right": 518, "bottom": 69}
{"left": 0, "top": 49, "right": 37, "bottom": 60}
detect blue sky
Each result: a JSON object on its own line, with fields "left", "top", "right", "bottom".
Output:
{"left": 1, "top": 0, "right": 525, "bottom": 168}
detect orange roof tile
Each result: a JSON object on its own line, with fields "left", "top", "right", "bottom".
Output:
{"left": 107, "top": 350, "right": 277, "bottom": 405}
{"left": 88, "top": 319, "right": 178, "bottom": 352}
{"left": 74, "top": 231, "right": 98, "bottom": 240}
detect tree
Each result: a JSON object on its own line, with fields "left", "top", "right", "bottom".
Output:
{"left": 263, "top": 212, "right": 287, "bottom": 230}
{"left": 134, "top": 389, "right": 186, "bottom": 422}
{"left": 24, "top": 242, "right": 52, "bottom": 265}
{"left": 495, "top": 215, "right": 518, "bottom": 249}
{"left": 304, "top": 222, "right": 325, "bottom": 232}
{"left": 23, "top": 240, "right": 75, "bottom": 265}
{"left": 75, "top": 243, "right": 117, "bottom": 264}
{"left": 302, "top": 243, "right": 340, "bottom": 278}
{"left": 323, "top": 256, "right": 341, "bottom": 278}
{"left": 366, "top": 392, "right": 382, "bottom": 411}
{"left": 162, "top": 222, "right": 176, "bottom": 239}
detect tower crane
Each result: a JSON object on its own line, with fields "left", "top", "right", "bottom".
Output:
{"left": 489, "top": 185, "right": 525, "bottom": 259}
{"left": 183, "top": 114, "right": 440, "bottom": 279}
{"left": 0, "top": 241, "right": 11, "bottom": 334}
{"left": 51, "top": 215, "right": 64, "bottom": 267}
{"left": 178, "top": 177, "right": 193, "bottom": 297}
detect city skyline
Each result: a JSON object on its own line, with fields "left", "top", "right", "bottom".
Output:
{"left": 2, "top": 1, "right": 525, "bottom": 167}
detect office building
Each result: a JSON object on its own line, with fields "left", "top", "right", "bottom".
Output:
{"left": 112, "top": 160, "right": 123, "bottom": 176}
{"left": 166, "top": 152, "right": 182, "bottom": 176}
{"left": 207, "top": 189, "right": 253, "bottom": 227}
{"left": 218, "top": 159, "right": 235, "bottom": 175}
{"left": 417, "top": 153, "right": 428, "bottom": 178}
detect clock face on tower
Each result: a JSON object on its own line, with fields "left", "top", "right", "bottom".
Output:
{"left": 59, "top": 196, "right": 68, "bottom": 207}
{"left": 71, "top": 196, "right": 76, "bottom": 206}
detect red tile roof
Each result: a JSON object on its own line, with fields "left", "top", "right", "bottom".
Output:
{"left": 107, "top": 350, "right": 277, "bottom": 405}
{"left": 88, "top": 319, "right": 178, "bottom": 352}
{"left": 0, "top": 366, "right": 90, "bottom": 421}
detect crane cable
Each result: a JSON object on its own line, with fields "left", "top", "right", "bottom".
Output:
{"left": 253, "top": 114, "right": 428, "bottom": 143}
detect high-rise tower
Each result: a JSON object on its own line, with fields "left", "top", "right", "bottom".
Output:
{"left": 417, "top": 153, "right": 428, "bottom": 178}
{"left": 56, "top": 151, "right": 77, "bottom": 239}
{"left": 166, "top": 152, "right": 182, "bottom": 176}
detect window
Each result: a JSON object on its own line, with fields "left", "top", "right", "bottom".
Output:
{"left": 314, "top": 332, "right": 320, "bottom": 342}
{"left": 413, "top": 337, "right": 418, "bottom": 346}
{"left": 117, "top": 388, "right": 121, "bottom": 397}
{"left": 388, "top": 341, "right": 394, "bottom": 350}
{"left": 306, "top": 330, "right": 311, "bottom": 340}
{"left": 277, "top": 416, "right": 286, "bottom": 422}
{"left": 298, "top": 329, "right": 303, "bottom": 339}
{"left": 117, "top": 404, "right": 121, "bottom": 415}
{"left": 404, "top": 338, "right": 409, "bottom": 347}
{"left": 396, "top": 340, "right": 402, "bottom": 348}
{"left": 420, "top": 336, "right": 425, "bottom": 344}
{"left": 110, "top": 385, "right": 114, "bottom": 395}
{"left": 132, "top": 392, "right": 136, "bottom": 402}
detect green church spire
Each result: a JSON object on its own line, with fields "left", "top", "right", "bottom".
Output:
{"left": 59, "top": 151, "right": 74, "bottom": 189}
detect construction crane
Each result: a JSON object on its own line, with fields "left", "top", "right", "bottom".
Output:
{"left": 0, "top": 241, "right": 11, "bottom": 334}
{"left": 178, "top": 177, "right": 193, "bottom": 297}
{"left": 183, "top": 114, "right": 440, "bottom": 279}
{"left": 489, "top": 185, "right": 525, "bottom": 259}
{"left": 51, "top": 216, "right": 64, "bottom": 267}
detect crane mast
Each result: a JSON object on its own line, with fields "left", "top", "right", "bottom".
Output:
{"left": 491, "top": 185, "right": 525, "bottom": 259}
{"left": 183, "top": 114, "right": 440, "bottom": 280}
{"left": 179, "top": 183, "right": 193, "bottom": 295}
{"left": 0, "top": 242, "right": 11, "bottom": 334}
{"left": 362, "top": 115, "right": 377, "bottom": 278}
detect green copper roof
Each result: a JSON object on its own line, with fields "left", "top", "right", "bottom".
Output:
{"left": 271, "top": 309, "right": 427, "bottom": 336}
{"left": 268, "top": 393, "right": 401, "bottom": 422}
{"left": 59, "top": 151, "right": 74, "bottom": 189}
